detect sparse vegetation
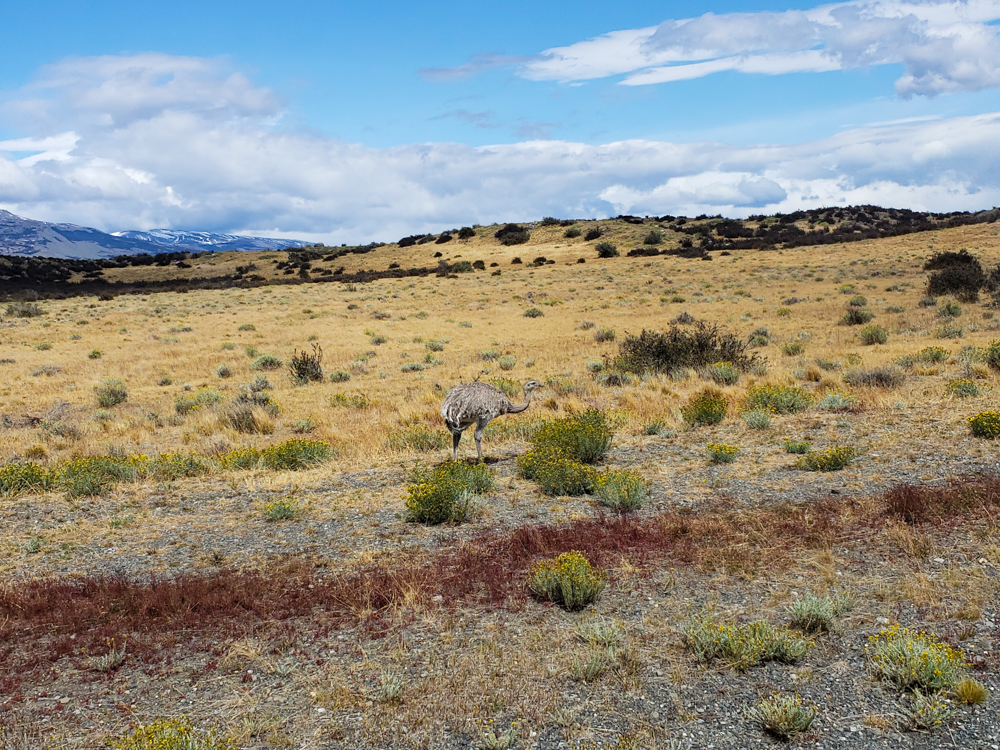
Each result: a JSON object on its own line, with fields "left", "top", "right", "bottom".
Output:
{"left": 528, "top": 550, "right": 606, "bottom": 611}
{"left": 748, "top": 694, "right": 816, "bottom": 740}
{"left": 94, "top": 377, "right": 128, "bottom": 407}
{"left": 797, "top": 445, "right": 856, "bottom": 471}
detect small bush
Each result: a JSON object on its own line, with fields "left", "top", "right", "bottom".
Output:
{"left": 329, "top": 369, "right": 351, "bottom": 383}
{"left": 816, "top": 392, "right": 858, "bottom": 412}
{"left": 858, "top": 324, "right": 888, "bottom": 345}
{"left": 458, "top": 226, "right": 476, "bottom": 239}
{"left": 594, "top": 327, "right": 616, "bottom": 343}
{"left": 741, "top": 408, "right": 772, "bottom": 430}
{"left": 263, "top": 498, "right": 298, "bottom": 521}
{"left": 405, "top": 462, "right": 492, "bottom": 524}
{"left": 250, "top": 354, "right": 283, "bottom": 371}
{"left": 528, "top": 550, "right": 606, "bottom": 611}
{"left": 238, "top": 323, "right": 256, "bottom": 331}
{"left": 216, "top": 364, "right": 233, "bottom": 379}
{"left": 523, "top": 307, "right": 543, "bottom": 318}
{"left": 705, "top": 360, "right": 739, "bottom": 385}
{"left": 643, "top": 230, "right": 662, "bottom": 245}
{"left": 784, "top": 438, "right": 811, "bottom": 454}
{"left": 564, "top": 227, "right": 582, "bottom": 238}
{"left": 840, "top": 307, "right": 876, "bottom": 326}
{"left": 110, "top": 717, "right": 229, "bottom": 750}
{"left": 946, "top": 379, "right": 979, "bottom": 398}
{"left": 706, "top": 442, "right": 738, "bottom": 464}
{"left": 787, "top": 593, "right": 850, "bottom": 634}
{"left": 150, "top": 452, "right": 213, "bottom": 480}
{"left": 0, "top": 461, "right": 51, "bottom": 496}
{"left": 919, "top": 295, "right": 937, "bottom": 307}
{"left": 174, "top": 387, "right": 224, "bottom": 415}
{"left": 584, "top": 227, "right": 603, "bottom": 241}
{"left": 749, "top": 694, "right": 816, "bottom": 740}
{"left": 593, "top": 469, "right": 647, "bottom": 511}
{"left": 498, "top": 354, "right": 516, "bottom": 371}
{"left": 495, "top": 223, "right": 530, "bottom": 245}
{"left": 903, "top": 690, "right": 956, "bottom": 731}
{"left": 425, "top": 339, "right": 447, "bottom": 352}
{"left": 938, "top": 301, "right": 963, "bottom": 318}
{"left": 918, "top": 346, "right": 949, "bottom": 363}
{"left": 261, "top": 439, "right": 334, "bottom": 470}
{"left": 847, "top": 294, "right": 868, "bottom": 308}
{"left": 595, "top": 241, "right": 619, "bottom": 258}
{"left": 927, "top": 263, "right": 985, "bottom": 302}
{"left": 520, "top": 448, "right": 598, "bottom": 496}
{"left": 480, "top": 348, "right": 499, "bottom": 361}
{"left": 797, "top": 446, "right": 856, "bottom": 471}
{"left": 747, "top": 327, "right": 770, "bottom": 347}
{"left": 953, "top": 678, "right": 989, "bottom": 705}
{"left": 289, "top": 344, "right": 324, "bottom": 384}
{"left": 934, "top": 323, "right": 964, "bottom": 339}
{"left": 615, "top": 322, "right": 764, "bottom": 375}
{"left": 842, "top": 367, "right": 905, "bottom": 389}
{"left": 684, "top": 616, "right": 811, "bottom": 671}
{"left": 866, "top": 626, "right": 968, "bottom": 692}
{"left": 94, "top": 378, "right": 128, "bottom": 408}
{"left": 5, "top": 301, "right": 45, "bottom": 318}
{"left": 55, "top": 455, "right": 145, "bottom": 497}
{"left": 218, "top": 447, "right": 263, "bottom": 470}
{"left": 88, "top": 350, "right": 103, "bottom": 359}
{"left": 743, "top": 385, "right": 812, "bottom": 414}
{"left": 531, "top": 410, "right": 613, "bottom": 463}
{"left": 681, "top": 387, "right": 728, "bottom": 426}
{"left": 968, "top": 411, "right": 1000, "bottom": 438}
{"left": 780, "top": 341, "right": 804, "bottom": 356}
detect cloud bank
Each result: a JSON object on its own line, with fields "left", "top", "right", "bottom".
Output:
{"left": 443, "top": 1, "right": 1000, "bottom": 98}
{"left": 0, "top": 54, "right": 998, "bottom": 244}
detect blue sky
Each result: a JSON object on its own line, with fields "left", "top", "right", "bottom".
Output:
{"left": 1, "top": 0, "right": 1000, "bottom": 243}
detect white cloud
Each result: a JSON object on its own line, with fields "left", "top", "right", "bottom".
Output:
{"left": 0, "top": 54, "right": 998, "bottom": 243}
{"left": 508, "top": 1, "right": 1000, "bottom": 98}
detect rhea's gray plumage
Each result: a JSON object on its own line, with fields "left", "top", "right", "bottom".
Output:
{"left": 441, "top": 379, "right": 542, "bottom": 461}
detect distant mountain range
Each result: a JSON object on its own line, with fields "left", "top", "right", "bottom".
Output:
{"left": 0, "top": 210, "right": 307, "bottom": 259}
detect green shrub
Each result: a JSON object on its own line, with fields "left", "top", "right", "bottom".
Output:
{"left": 88, "top": 350, "right": 103, "bottom": 359}
{"left": 528, "top": 551, "right": 606, "bottom": 611}
{"left": 387, "top": 424, "right": 449, "bottom": 452}
{"left": 918, "top": 346, "right": 949, "bottom": 363}
{"left": 523, "top": 307, "right": 543, "bottom": 318}
{"left": 329, "top": 369, "right": 351, "bottom": 383}
{"left": 495, "top": 223, "right": 530, "bottom": 245}
{"left": 593, "top": 469, "right": 647, "bottom": 511}
{"left": 681, "top": 387, "right": 728, "bottom": 426}
{"left": 55, "top": 455, "right": 145, "bottom": 497}
{"left": 244, "top": 345, "right": 259, "bottom": 358}
{"left": 842, "top": 367, "right": 905, "bottom": 389}
{"left": 518, "top": 446, "right": 597, "bottom": 496}
{"left": 840, "top": 307, "right": 876, "bottom": 326}
{"left": 594, "top": 327, "right": 616, "bottom": 343}
{"left": 946, "top": 379, "right": 979, "bottom": 398}
{"left": 289, "top": 344, "right": 324, "bottom": 385}
{"left": 250, "top": 354, "right": 283, "bottom": 371}
{"left": 0, "top": 461, "right": 51, "bottom": 496}
{"left": 747, "top": 328, "right": 770, "bottom": 348}
{"left": 150, "top": 452, "right": 213, "bottom": 480}
{"left": 425, "top": 339, "right": 447, "bottom": 352}
{"left": 616, "top": 322, "right": 764, "bottom": 375}
{"left": 216, "top": 364, "right": 233, "bottom": 379}
{"left": 743, "top": 385, "right": 812, "bottom": 414}
{"left": 110, "top": 717, "right": 230, "bottom": 750}
{"left": 480, "top": 348, "right": 499, "bottom": 361}
{"left": 797, "top": 446, "right": 856, "bottom": 471}
{"left": 749, "top": 694, "right": 816, "bottom": 740}
{"left": 787, "top": 593, "right": 851, "bottom": 634}
{"left": 927, "top": 263, "right": 985, "bottom": 302}
{"left": 497, "top": 354, "right": 517, "bottom": 371}
{"left": 938, "top": 301, "right": 962, "bottom": 318}
{"left": 261, "top": 439, "right": 334, "bottom": 470}
{"left": 858, "top": 324, "right": 888, "bottom": 345}
{"left": 783, "top": 438, "right": 811, "bottom": 455}
{"left": 263, "top": 498, "right": 298, "bottom": 521}
{"left": 174, "top": 387, "right": 224, "bottom": 415}
{"left": 594, "top": 241, "right": 619, "bottom": 258}
{"left": 530, "top": 410, "right": 613, "bottom": 463}
{"left": 816, "top": 392, "right": 858, "bottom": 412}
{"left": 705, "top": 361, "right": 739, "bottom": 385}
{"left": 405, "top": 462, "right": 492, "bottom": 524}
{"left": 968, "top": 411, "right": 1000, "bottom": 438}
{"left": 684, "top": 616, "right": 811, "bottom": 671}
{"left": 330, "top": 393, "right": 371, "bottom": 409}
{"left": 741, "top": 407, "right": 772, "bottom": 430}
{"left": 219, "top": 447, "right": 263, "bottom": 470}
{"left": 934, "top": 323, "right": 964, "bottom": 339}
{"left": 238, "top": 323, "right": 256, "bottom": 331}
{"left": 706, "top": 442, "right": 738, "bottom": 464}
{"left": 847, "top": 294, "right": 868, "bottom": 308}
{"left": 6, "top": 300, "right": 45, "bottom": 318}
{"left": 866, "top": 626, "right": 968, "bottom": 692}
{"left": 564, "top": 227, "right": 581, "bottom": 238}
{"left": 780, "top": 341, "right": 804, "bottom": 356}
{"left": 94, "top": 378, "right": 128, "bottom": 408}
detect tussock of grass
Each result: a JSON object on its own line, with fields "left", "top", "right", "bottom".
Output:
{"left": 684, "top": 616, "right": 811, "bottom": 671}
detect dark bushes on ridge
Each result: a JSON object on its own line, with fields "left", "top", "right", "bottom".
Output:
{"left": 613, "top": 322, "right": 764, "bottom": 375}
{"left": 495, "top": 224, "right": 530, "bottom": 245}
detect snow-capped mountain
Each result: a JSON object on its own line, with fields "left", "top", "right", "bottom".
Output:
{"left": 0, "top": 210, "right": 307, "bottom": 259}
{"left": 112, "top": 229, "right": 307, "bottom": 252}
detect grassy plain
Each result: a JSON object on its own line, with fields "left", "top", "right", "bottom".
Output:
{"left": 1, "top": 218, "right": 999, "bottom": 748}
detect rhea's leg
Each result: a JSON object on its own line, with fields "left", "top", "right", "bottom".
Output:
{"left": 451, "top": 430, "right": 461, "bottom": 461}
{"left": 474, "top": 425, "right": 485, "bottom": 462}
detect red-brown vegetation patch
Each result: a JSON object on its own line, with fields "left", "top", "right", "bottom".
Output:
{"left": 1, "top": 475, "right": 996, "bottom": 681}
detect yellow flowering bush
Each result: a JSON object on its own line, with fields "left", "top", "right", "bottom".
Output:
{"left": 405, "top": 462, "right": 492, "bottom": 524}
{"left": 968, "top": 411, "right": 1000, "bottom": 438}
{"left": 796, "top": 446, "right": 856, "bottom": 471}
{"left": 742, "top": 384, "right": 813, "bottom": 414}
{"left": 706, "top": 443, "right": 739, "bottom": 464}
{"left": 111, "top": 717, "right": 231, "bottom": 750}
{"left": 593, "top": 469, "right": 647, "bottom": 511}
{"left": 0, "top": 461, "right": 51, "bottom": 496}
{"left": 866, "top": 626, "right": 968, "bottom": 692}
{"left": 528, "top": 551, "right": 606, "bottom": 611}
